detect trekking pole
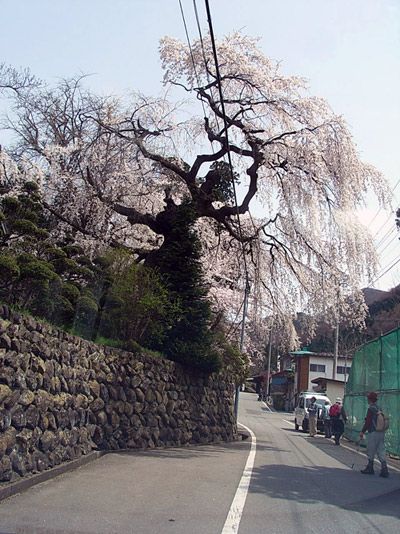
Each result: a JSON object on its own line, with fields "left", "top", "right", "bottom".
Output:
{"left": 351, "top": 435, "right": 363, "bottom": 469}
{"left": 351, "top": 441, "right": 360, "bottom": 469}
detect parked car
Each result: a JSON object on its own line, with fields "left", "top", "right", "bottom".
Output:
{"left": 294, "top": 392, "right": 331, "bottom": 433}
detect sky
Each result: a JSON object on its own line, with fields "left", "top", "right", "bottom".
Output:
{"left": 1, "top": 0, "right": 400, "bottom": 290}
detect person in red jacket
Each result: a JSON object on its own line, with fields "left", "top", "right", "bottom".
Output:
{"left": 330, "top": 398, "right": 347, "bottom": 445}
{"left": 359, "top": 392, "right": 389, "bottom": 478}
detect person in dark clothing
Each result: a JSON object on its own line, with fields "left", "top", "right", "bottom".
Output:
{"left": 330, "top": 397, "right": 347, "bottom": 445}
{"left": 360, "top": 391, "right": 389, "bottom": 477}
{"left": 322, "top": 400, "right": 332, "bottom": 438}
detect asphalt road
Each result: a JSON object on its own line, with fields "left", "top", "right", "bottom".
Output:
{"left": 0, "top": 392, "right": 399, "bottom": 533}
{"left": 237, "top": 394, "right": 400, "bottom": 533}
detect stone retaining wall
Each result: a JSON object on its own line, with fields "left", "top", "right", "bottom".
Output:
{"left": 0, "top": 305, "right": 236, "bottom": 483}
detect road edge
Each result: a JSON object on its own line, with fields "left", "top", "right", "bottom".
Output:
{"left": 0, "top": 451, "right": 106, "bottom": 503}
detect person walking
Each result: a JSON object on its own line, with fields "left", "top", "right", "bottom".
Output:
{"left": 360, "top": 392, "right": 389, "bottom": 478}
{"left": 308, "top": 396, "right": 318, "bottom": 437}
{"left": 322, "top": 400, "right": 332, "bottom": 438}
{"left": 330, "top": 397, "right": 347, "bottom": 445}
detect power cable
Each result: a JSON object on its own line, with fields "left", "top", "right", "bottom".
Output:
{"left": 193, "top": 0, "right": 221, "bottom": 134}
{"left": 193, "top": 0, "right": 210, "bottom": 77}
{"left": 372, "top": 256, "right": 400, "bottom": 284}
{"left": 204, "top": 0, "right": 249, "bottom": 280}
{"left": 372, "top": 210, "right": 395, "bottom": 241}
{"left": 372, "top": 254, "right": 400, "bottom": 285}
{"left": 378, "top": 233, "right": 399, "bottom": 257}
{"left": 178, "top": 0, "right": 208, "bottom": 120}
{"left": 179, "top": 0, "right": 250, "bottom": 349}
{"left": 368, "top": 176, "right": 400, "bottom": 231}
{"left": 375, "top": 224, "right": 397, "bottom": 250}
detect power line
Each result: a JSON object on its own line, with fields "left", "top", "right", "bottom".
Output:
{"left": 178, "top": 0, "right": 208, "bottom": 120}
{"left": 372, "top": 210, "right": 395, "bottom": 241}
{"left": 378, "top": 233, "right": 399, "bottom": 257}
{"left": 179, "top": 0, "right": 251, "bottom": 354}
{"left": 368, "top": 176, "right": 400, "bottom": 231}
{"left": 193, "top": 0, "right": 209, "bottom": 74}
{"left": 372, "top": 254, "right": 400, "bottom": 285}
{"left": 375, "top": 224, "right": 397, "bottom": 250}
{"left": 204, "top": 0, "right": 249, "bottom": 280}
{"left": 203, "top": 0, "right": 252, "bottom": 420}
{"left": 192, "top": 0, "right": 221, "bottom": 133}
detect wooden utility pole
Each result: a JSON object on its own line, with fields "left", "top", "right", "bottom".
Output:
{"left": 266, "top": 328, "right": 273, "bottom": 396}
{"left": 234, "top": 277, "right": 251, "bottom": 419}
{"left": 333, "top": 319, "right": 339, "bottom": 380}
{"left": 333, "top": 283, "right": 341, "bottom": 380}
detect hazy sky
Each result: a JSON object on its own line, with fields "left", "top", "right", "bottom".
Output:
{"left": 1, "top": 0, "right": 400, "bottom": 289}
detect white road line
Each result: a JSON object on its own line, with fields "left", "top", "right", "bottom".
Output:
{"left": 261, "top": 401, "right": 272, "bottom": 412}
{"left": 283, "top": 419, "right": 295, "bottom": 426}
{"left": 221, "top": 423, "right": 256, "bottom": 534}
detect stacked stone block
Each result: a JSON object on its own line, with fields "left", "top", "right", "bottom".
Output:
{"left": 0, "top": 305, "right": 236, "bottom": 482}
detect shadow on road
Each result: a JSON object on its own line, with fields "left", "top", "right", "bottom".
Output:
{"left": 109, "top": 439, "right": 250, "bottom": 460}
{"left": 255, "top": 440, "right": 291, "bottom": 454}
{"left": 248, "top": 461, "right": 400, "bottom": 521}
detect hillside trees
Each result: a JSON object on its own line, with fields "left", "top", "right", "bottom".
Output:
{"left": 1, "top": 32, "right": 390, "bottom": 360}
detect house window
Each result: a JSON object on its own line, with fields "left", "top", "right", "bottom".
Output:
{"left": 337, "top": 366, "right": 350, "bottom": 375}
{"left": 310, "top": 364, "right": 326, "bottom": 373}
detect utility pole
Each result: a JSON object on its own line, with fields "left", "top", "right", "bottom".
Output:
{"left": 333, "top": 319, "right": 339, "bottom": 380}
{"left": 266, "top": 328, "right": 273, "bottom": 397}
{"left": 234, "top": 277, "right": 251, "bottom": 419}
{"left": 333, "top": 283, "right": 341, "bottom": 380}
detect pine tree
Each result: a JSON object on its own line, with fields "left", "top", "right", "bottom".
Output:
{"left": 152, "top": 199, "right": 221, "bottom": 373}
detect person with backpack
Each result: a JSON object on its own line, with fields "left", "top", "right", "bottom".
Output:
{"left": 329, "top": 398, "right": 347, "bottom": 445}
{"left": 359, "top": 391, "right": 389, "bottom": 478}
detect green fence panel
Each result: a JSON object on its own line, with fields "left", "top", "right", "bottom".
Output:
{"left": 381, "top": 329, "right": 400, "bottom": 391}
{"left": 344, "top": 394, "right": 367, "bottom": 442}
{"left": 349, "top": 347, "right": 366, "bottom": 393}
{"left": 344, "top": 328, "right": 400, "bottom": 458}
{"left": 364, "top": 338, "right": 381, "bottom": 392}
{"left": 380, "top": 391, "right": 400, "bottom": 458}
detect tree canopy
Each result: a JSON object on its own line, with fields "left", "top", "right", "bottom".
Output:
{"left": 0, "top": 32, "right": 390, "bottom": 360}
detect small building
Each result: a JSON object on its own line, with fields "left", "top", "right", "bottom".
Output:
{"left": 311, "top": 377, "right": 346, "bottom": 403}
{"left": 270, "top": 370, "right": 295, "bottom": 411}
{"left": 290, "top": 349, "right": 352, "bottom": 399}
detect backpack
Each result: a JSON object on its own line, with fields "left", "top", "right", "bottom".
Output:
{"left": 329, "top": 404, "right": 341, "bottom": 417}
{"left": 375, "top": 409, "right": 390, "bottom": 432}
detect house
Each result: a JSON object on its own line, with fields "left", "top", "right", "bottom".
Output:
{"left": 311, "top": 377, "right": 346, "bottom": 403}
{"left": 290, "top": 349, "right": 352, "bottom": 399}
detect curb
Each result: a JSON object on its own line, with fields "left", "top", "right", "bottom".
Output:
{"left": 0, "top": 451, "right": 105, "bottom": 503}
{"left": 237, "top": 425, "right": 251, "bottom": 441}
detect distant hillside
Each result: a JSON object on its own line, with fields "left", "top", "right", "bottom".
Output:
{"left": 294, "top": 286, "right": 400, "bottom": 355}
{"left": 362, "top": 287, "right": 390, "bottom": 306}
{"left": 364, "top": 285, "right": 400, "bottom": 338}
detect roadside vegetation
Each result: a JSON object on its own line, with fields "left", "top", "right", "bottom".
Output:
{"left": 0, "top": 181, "right": 247, "bottom": 377}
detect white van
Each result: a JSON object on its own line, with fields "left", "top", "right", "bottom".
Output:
{"left": 294, "top": 392, "right": 331, "bottom": 433}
